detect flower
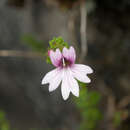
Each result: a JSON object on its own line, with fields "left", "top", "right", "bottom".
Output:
{"left": 42, "top": 46, "right": 93, "bottom": 100}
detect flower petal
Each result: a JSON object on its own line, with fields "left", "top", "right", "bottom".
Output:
{"left": 48, "top": 69, "right": 63, "bottom": 92}
{"left": 71, "top": 67, "right": 91, "bottom": 83}
{"left": 61, "top": 69, "right": 70, "bottom": 100}
{"left": 61, "top": 68, "right": 79, "bottom": 100}
{"left": 41, "top": 68, "right": 60, "bottom": 84}
{"left": 72, "top": 64, "right": 93, "bottom": 74}
{"left": 50, "top": 48, "right": 62, "bottom": 67}
{"left": 67, "top": 68, "right": 79, "bottom": 97}
{"left": 62, "top": 46, "right": 76, "bottom": 64}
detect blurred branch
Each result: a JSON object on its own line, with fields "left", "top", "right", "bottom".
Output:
{"left": 106, "top": 96, "right": 116, "bottom": 130}
{"left": 98, "top": 80, "right": 130, "bottom": 129}
{"left": 68, "top": 9, "right": 81, "bottom": 62}
{"left": 0, "top": 50, "right": 43, "bottom": 59}
{"left": 68, "top": 10, "right": 78, "bottom": 47}
{"left": 97, "top": 80, "right": 114, "bottom": 97}
{"left": 118, "top": 96, "right": 130, "bottom": 109}
{"left": 80, "top": 1, "right": 87, "bottom": 62}
{"left": 97, "top": 80, "right": 116, "bottom": 130}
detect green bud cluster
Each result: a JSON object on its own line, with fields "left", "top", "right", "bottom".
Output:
{"left": 49, "top": 37, "right": 69, "bottom": 51}
{"left": 46, "top": 37, "right": 69, "bottom": 64}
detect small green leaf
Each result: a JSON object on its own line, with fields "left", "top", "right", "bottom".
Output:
{"left": 22, "top": 34, "right": 46, "bottom": 54}
{"left": 113, "top": 111, "right": 122, "bottom": 127}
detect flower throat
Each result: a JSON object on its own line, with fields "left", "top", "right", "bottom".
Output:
{"left": 62, "top": 58, "right": 71, "bottom": 67}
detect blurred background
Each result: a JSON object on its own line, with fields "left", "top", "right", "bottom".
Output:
{"left": 0, "top": 0, "right": 130, "bottom": 130}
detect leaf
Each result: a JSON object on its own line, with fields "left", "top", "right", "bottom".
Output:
{"left": 22, "top": 34, "right": 46, "bottom": 54}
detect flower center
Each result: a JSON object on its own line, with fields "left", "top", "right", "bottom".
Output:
{"left": 61, "top": 58, "right": 71, "bottom": 67}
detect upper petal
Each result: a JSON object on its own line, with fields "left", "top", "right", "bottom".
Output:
{"left": 41, "top": 68, "right": 60, "bottom": 84}
{"left": 62, "top": 46, "right": 76, "bottom": 64}
{"left": 50, "top": 48, "right": 62, "bottom": 67}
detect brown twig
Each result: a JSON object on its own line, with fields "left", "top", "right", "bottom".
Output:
{"left": 106, "top": 96, "right": 116, "bottom": 130}
{"left": 118, "top": 96, "right": 130, "bottom": 109}
{"left": 0, "top": 50, "right": 43, "bottom": 59}
{"left": 80, "top": 1, "right": 88, "bottom": 62}
{"left": 68, "top": 9, "right": 78, "bottom": 48}
{"left": 97, "top": 80, "right": 116, "bottom": 130}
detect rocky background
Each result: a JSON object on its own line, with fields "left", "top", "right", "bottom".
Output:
{"left": 0, "top": 0, "right": 130, "bottom": 130}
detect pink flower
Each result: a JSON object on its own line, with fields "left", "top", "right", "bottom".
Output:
{"left": 42, "top": 46, "right": 93, "bottom": 100}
